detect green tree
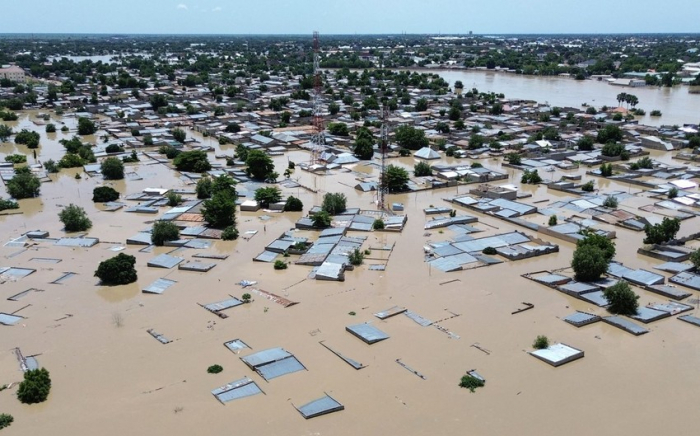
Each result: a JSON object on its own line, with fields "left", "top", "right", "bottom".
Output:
{"left": 690, "top": 249, "right": 700, "bottom": 270}
{"left": 643, "top": 217, "right": 681, "bottom": 244}
{"left": 6, "top": 167, "right": 41, "bottom": 199}
{"left": 254, "top": 186, "right": 282, "bottom": 208}
{"left": 571, "top": 244, "right": 609, "bottom": 282}
{"left": 284, "top": 196, "right": 304, "bottom": 212}
{"left": 151, "top": 221, "right": 180, "bottom": 246}
{"left": 577, "top": 135, "right": 595, "bottom": 151}
{"left": 577, "top": 232, "right": 616, "bottom": 262}
{"left": 101, "top": 157, "right": 125, "bottom": 180}
{"left": 45, "top": 123, "right": 56, "bottom": 133}
{"left": 354, "top": 127, "right": 375, "bottom": 160}
{"left": 603, "top": 281, "right": 639, "bottom": 315}
{"left": 384, "top": 164, "right": 409, "bottom": 193}
{"left": 92, "top": 186, "right": 120, "bottom": 202}
{"left": 196, "top": 177, "right": 213, "bottom": 199}
{"left": 600, "top": 163, "right": 613, "bottom": 177}
{"left": 414, "top": 161, "right": 433, "bottom": 177}
{"left": 14, "top": 129, "right": 40, "bottom": 148}
{"left": 597, "top": 125, "right": 623, "bottom": 144}
{"left": 95, "top": 253, "right": 137, "bottom": 285}
{"left": 0, "top": 124, "right": 12, "bottom": 141}
{"left": 173, "top": 150, "right": 211, "bottom": 173}
{"left": 322, "top": 192, "right": 347, "bottom": 215}
{"left": 202, "top": 192, "right": 236, "bottom": 228}
{"left": 0, "top": 198, "right": 19, "bottom": 211}
{"left": 17, "top": 368, "right": 51, "bottom": 404}
{"left": 58, "top": 204, "right": 92, "bottom": 232}
{"left": 548, "top": 215, "right": 558, "bottom": 226}
{"left": 150, "top": 93, "right": 168, "bottom": 110}
{"left": 533, "top": 335, "right": 549, "bottom": 349}
{"left": 311, "top": 210, "right": 331, "bottom": 228}
{"left": 601, "top": 142, "right": 625, "bottom": 157}
{"left": 172, "top": 128, "right": 186, "bottom": 143}
{"left": 373, "top": 219, "right": 385, "bottom": 230}
{"left": 77, "top": 117, "right": 97, "bottom": 135}
{"left": 0, "top": 413, "right": 13, "bottom": 429}
{"left": 245, "top": 150, "right": 275, "bottom": 181}
{"left": 222, "top": 226, "right": 239, "bottom": 240}
{"left": 328, "top": 102, "right": 340, "bottom": 115}
{"left": 414, "top": 98, "right": 428, "bottom": 111}
{"left": 506, "top": 152, "right": 521, "bottom": 165}
{"left": 327, "top": 122, "right": 349, "bottom": 136}
{"left": 395, "top": 125, "right": 428, "bottom": 150}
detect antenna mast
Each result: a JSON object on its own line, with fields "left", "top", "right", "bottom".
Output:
{"left": 378, "top": 105, "right": 390, "bottom": 212}
{"left": 311, "top": 31, "right": 325, "bottom": 165}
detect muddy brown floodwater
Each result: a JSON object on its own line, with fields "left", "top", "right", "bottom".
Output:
{"left": 1, "top": 111, "right": 700, "bottom": 436}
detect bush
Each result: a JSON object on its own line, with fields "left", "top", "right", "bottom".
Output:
{"left": 196, "top": 177, "right": 213, "bottom": 199}
{"left": 5, "top": 154, "right": 27, "bottom": 164}
{"left": 45, "top": 123, "right": 56, "bottom": 133}
{"left": 650, "top": 110, "right": 662, "bottom": 117}
{"left": 601, "top": 142, "right": 625, "bottom": 157}
{"left": 101, "top": 157, "right": 125, "bottom": 180}
{"left": 105, "top": 143, "right": 124, "bottom": 153}
{"left": 322, "top": 193, "right": 347, "bottom": 215}
{"left": 506, "top": 153, "right": 522, "bottom": 165}
{"left": 312, "top": 210, "right": 331, "bottom": 228}
{"left": 600, "top": 163, "right": 613, "bottom": 177}
{"left": 603, "top": 196, "right": 618, "bottom": 208}
{"left": 571, "top": 244, "right": 609, "bottom": 282}
{"left": 254, "top": 186, "right": 282, "bottom": 208}
{"left": 581, "top": 181, "right": 595, "bottom": 192}
{"left": 373, "top": 219, "right": 385, "bottom": 230}
{"left": 690, "top": 249, "right": 700, "bottom": 270}
{"left": 17, "top": 368, "right": 51, "bottom": 404}
{"left": 274, "top": 260, "right": 288, "bottom": 270}
{"left": 634, "top": 156, "right": 654, "bottom": 169}
{"left": 6, "top": 167, "right": 41, "bottom": 198}
{"left": 166, "top": 192, "right": 182, "bottom": 206}
{"left": 533, "top": 335, "right": 549, "bottom": 349}
{"left": 643, "top": 217, "right": 680, "bottom": 244}
{"left": 668, "top": 187, "right": 679, "bottom": 199}
{"left": 207, "top": 365, "right": 223, "bottom": 374}
{"left": 43, "top": 159, "right": 59, "bottom": 173}
{"left": 159, "top": 145, "right": 181, "bottom": 159}
{"left": 172, "top": 127, "right": 186, "bottom": 143}
{"left": 77, "top": 117, "right": 97, "bottom": 135}
{"left": 348, "top": 248, "right": 364, "bottom": 266}
{"left": 603, "top": 281, "right": 639, "bottom": 315}
{"left": 58, "top": 204, "right": 92, "bottom": 232}
{"left": 459, "top": 374, "right": 485, "bottom": 393}
{"left": 242, "top": 293, "right": 251, "bottom": 302}
{"left": 173, "top": 150, "right": 211, "bottom": 173}
{"left": 221, "top": 226, "right": 239, "bottom": 240}
{"left": 0, "top": 198, "right": 19, "bottom": 211}
{"left": 521, "top": 169, "right": 542, "bottom": 184}
{"left": 92, "top": 186, "right": 120, "bottom": 203}
{"left": 15, "top": 129, "right": 40, "bottom": 148}
{"left": 0, "top": 413, "right": 13, "bottom": 429}
{"left": 414, "top": 161, "right": 433, "bottom": 177}
{"left": 94, "top": 253, "right": 137, "bottom": 285}
{"left": 482, "top": 246, "right": 497, "bottom": 255}
{"left": 284, "top": 196, "right": 303, "bottom": 212}
{"left": 548, "top": 215, "right": 558, "bottom": 226}
{"left": 58, "top": 153, "right": 85, "bottom": 168}
{"left": 151, "top": 221, "right": 180, "bottom": 246}
{"left": 597, "top": 125, "right": 623, "bottom": 144}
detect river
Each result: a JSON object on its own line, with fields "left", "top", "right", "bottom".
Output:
{"left": 430, "top": 69, "right": 699, "bottom": 127}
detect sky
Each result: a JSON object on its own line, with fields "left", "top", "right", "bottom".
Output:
{"left": 4, "top": 0, "right": 700, "bottom": 35}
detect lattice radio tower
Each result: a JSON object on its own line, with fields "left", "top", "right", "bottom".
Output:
{"left": 378, "top": 105, "right": 390, "bottom": 212}
{"left": 310, "top": 31, "right": 325, "bottom": 165}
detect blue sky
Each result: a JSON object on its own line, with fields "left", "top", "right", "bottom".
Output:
{"left": 5, "top": 0, "right": 700, "bottom": 34}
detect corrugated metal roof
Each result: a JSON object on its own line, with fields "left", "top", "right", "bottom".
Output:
{"left": 204, "top": 297, "right": 243, "bottom": 312}
{"left": 0, "top": 313, "right": 23, "bottom": 325}
{"left": 346, "top": 323, "right": 390, "bottom": 344}
{"left": 257, "top": 357, "right": 306, "bottom": 380}
{"left": 296, "top": 394, "right": 344, "bottom": 419}
{"left": 147, "top": 254, "right": 184, "bottom": 269}
{"left": 212, "top": 377, "right": 263, "bottom": 403}
{"left": 241, "top": 347, "right": 292, "bottom": 368}
{"left": 224, "top": 339, "right": 250, "bottom": 352}
{"left": 142, "top": 278, "right": 177, "bottom": 294}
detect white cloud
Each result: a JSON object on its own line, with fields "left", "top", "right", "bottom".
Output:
{"left": 176, "top": 3, "right": 188, "bottom": 10}
{"left": 212, "top": 7, "right": 222, "bottom": 12}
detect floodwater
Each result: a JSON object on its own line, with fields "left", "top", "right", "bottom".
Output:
{"left": 430, "top": 69, "right": 700, "bottom": 128}
{"left": 2, "top": 111, "right": 700, "bottom": 436}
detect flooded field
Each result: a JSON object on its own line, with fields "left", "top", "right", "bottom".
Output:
{"left": 2, "top": 111, "right": 700, "bottom": 436}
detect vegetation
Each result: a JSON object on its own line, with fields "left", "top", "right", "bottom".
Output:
{"left": 221, "top": 225, "right": 239, "bottom": 240}
{"left": 581, "top": 181, "right": 595, "bottom": 192}
{"left": 173, "top": 150, "right": 211, "bottom": 173}
{"left": 172, "top": 127, "right": 187, "bottom": 143}
{"left": 548, "top": 215, "right": 558, "bottom": 226}
{"left": 202, "top": 175, "right": 237, "bottom": 229}
{"left": 4, "top": 154, "right": 27, "bottom": 164}
{"left": 414, "top": 161, "right": 433, "bottom": 177}
{"left": 14, "top": 129, "right": 40, "bottom": 148}
{"left": 17, "top": 368, "right": 51, "bottom": 404}
{"left": 650, "top": 110, "right": 662, "bottom": 117}
{"left": 373, "top": 219, "right": 385, "bottom": 230}
{"left": 600, "top": 163, "right": 613, "bottom": 177}
{"left": 578, "top": 232, "right": 616, "bottom": 262}
{"left": 274, "top": 260, "right": 288, "bottom": 270}
{"left": 577, "top": 135, "right": 595, "bottom": 151}
{"left": 322, "top": 192, "right": 347, "bottom": 215}
{"left": 353, "top": 127, "right": 375, "bottom": 160}
{"left": 596, "top": 125, "right": 623, "bottom": 144}
{"left": 668, "top": 187, "right": 679, "bottom": 199}
{"left": 384, "top": 164, "right": 410, "bottom": 193}
{"left": 643, "top": 217, "right": 681, "bottom": 244}
{"left": 245, "top": 149, "right": 276, "bottom": 181}
{"left": 58, "top": 204, "right": 92, "bottom": 232}
{"left": 77, "top": 117, "right": 97, "bottom": 135}
{"left": 207, "top": 364, "right": 223, "bottom": 374}
{"left": 0, "top": 198, "right": 19, "bottom": 211}
{"left": 630, "top": 156, "right": 653, "bottom": 170}
{"left": 506, "top": 153, "right": 521, "bottom": 165}
{"left": 348, "top": 248, "right": 364, "bottom": 266}
{"left": 0, "top": 414, "right": 13, "bottom": 430}
{"left": 166, "top": 192, "right": 183, "bottom": 206}
{"left": 105, "top": 143, "right": 124, "bottom": 153}
{"left": 459, "top": 374, "right": 485, "bottom": 393}
{"left": 603, "top": 196, "right": 619, "bottom": 208}
{"left": 0, "top": 124, "right": 12, "bottom": 141}
{"left": 254, "top": 186, "right": 282, "bottom": 208}
{"left": 603, "top": 281, "right": 639, "bottom": 316}
{"left": 601, "top": 142, "right": 625, "bottom": 157}
{"left": 151, "top": 221, "right": 180, "bottom": 246}
{"left": 533, "top": 335, "right": 549, "bottom": 349}
{"left": 101, "top": 157, "right": 125, "bottom": 180}
{"left": 242, "top": 293, "right": 251, "bottom": 303}
{"left": 196, "top": 177, "right": 213, "bottom": 199}
{"left": 284, "top": 196, "right": 303, "bottom": 212}
{"left": 482, "top": 247, "right": 497, "bottom": 255}
{"left": 395, "top": 125, "right": 429, "bottom": 150}
{"left": 690, "top": 249, "right": 700, "bottom": 271}
{"left": 571, "top": 243, "right": 609, "bottom": 282}
{"left": 521, "top": 169, "right": 542, "bottom": 184}
{"left": 159, "top": 145, "right": 181, "bottom": 159}
{"left": 312, "top": 210, "right": 332, "bottom": 228}
{"left": 92, "top": 186, "right": 120, "bottom": 203}
{"left": 327, "top": 122, "right": 349, "bottom": 136}
{"left": 6, "top": 167, "right": 41, "bottom": 198}
{"left": 94, "top": 253, "right": 138, "bottom": 285}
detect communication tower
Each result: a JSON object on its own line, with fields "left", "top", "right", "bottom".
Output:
{"left": 311, "top": 31, "right": 325, "bottom": 165}
{"left": 378, "top": 105, "right": 390, "bottom": 212}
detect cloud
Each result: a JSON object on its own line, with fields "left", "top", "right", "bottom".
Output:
{"left": 212, "top": 7, "right": 222, "bottom": 12}
{"left": 176, "top": 3, "right": 187, "bottom": 10}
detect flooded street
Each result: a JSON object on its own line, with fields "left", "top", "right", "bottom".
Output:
{"left": 2, "top": 110, "right": 700, "bottom": 436}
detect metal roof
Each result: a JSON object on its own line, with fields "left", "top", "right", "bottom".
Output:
{"left": 603, "top": 316, "right": 649, "bottom": 335}
{"left": 296, "top": 394, "right": 344, "bottom": 419}
{"left": 147, "top": 254, "right": 184, "bottom": 269}
{"left": 0, "top": 313, "right": 24, "bottom": 326}
{"left": 142, "top": 278, "right": 177, "bottom": 294}
{"left": 346, "top": 323, "right": 390, "bottom": 344}
{"left": 204, "top": 298, "right": 243, "bottom": 312}
{"left": 257, "top": 357, "right": 306, "bottom": 380}
{"left": 563, "top": 311, "right": 601, "bottom": 327}
{"left": 404, "top": 310, "right": 433, "bottom": 326}
{"left": 212, "top": 377, "right": 263, "bottom": 404}
{"left": 241, "top": 347, "right": 293, "bottom": 368}
{"left": 224, "top": 339, "right": 250, "bottom": 352}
